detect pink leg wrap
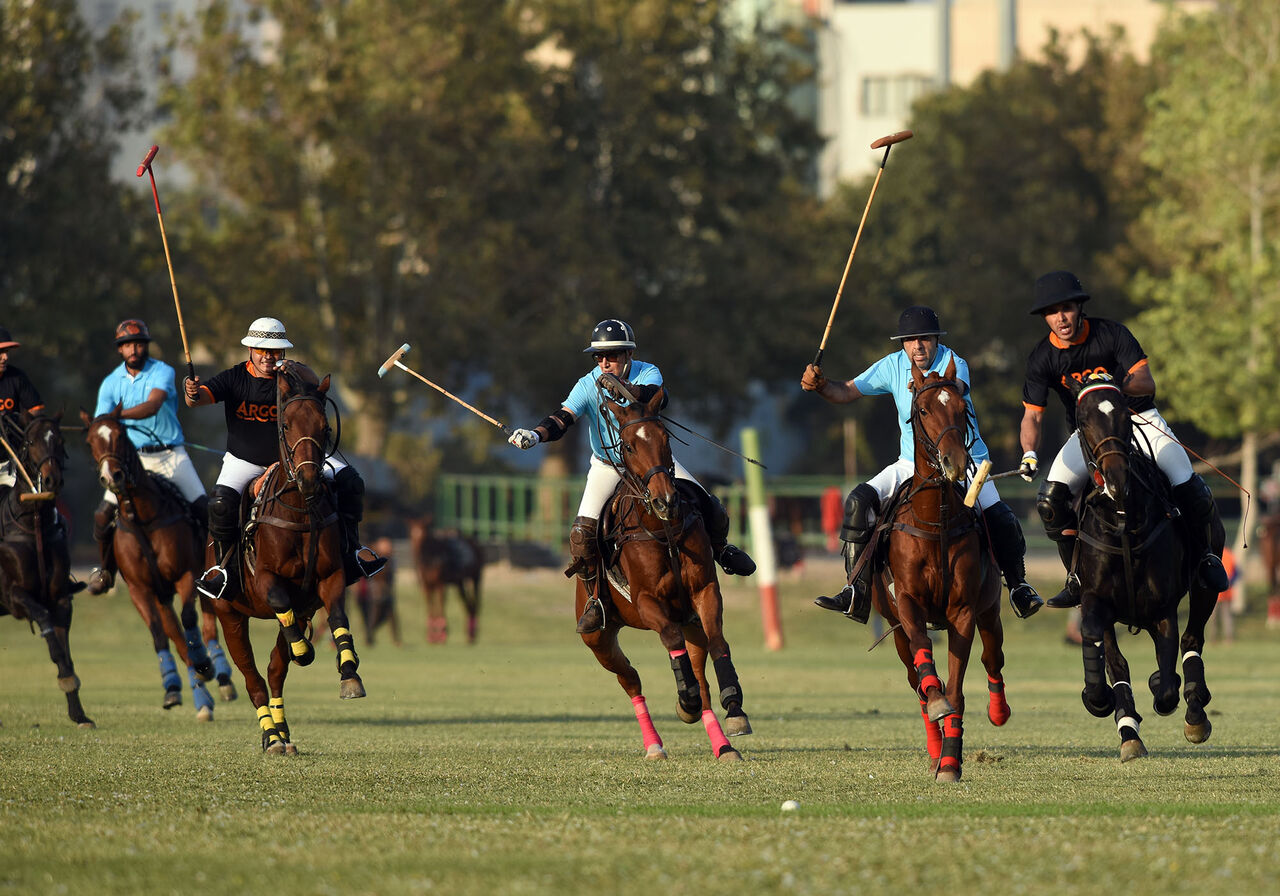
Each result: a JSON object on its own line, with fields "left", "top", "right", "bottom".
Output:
{"left": 701, "top": 709, "right": 732, "bottom": 756}
{"left": 668, "top": 649, "right": 687, "bottom": 659}
{"left": 631, "top": 695, "right": 663, "bottom": 751}
{"left": 919, "top": 698, "right": 942, "bottom": 760}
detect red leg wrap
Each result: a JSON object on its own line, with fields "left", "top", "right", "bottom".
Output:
{"left": 987, "top": 674, "right": 1011, "bottom": 726}
{"left": 919, "top": 699, "right": 942, "bottom": 760}
{"left": 913, "top": 647, "right": 942, "bottom": 695}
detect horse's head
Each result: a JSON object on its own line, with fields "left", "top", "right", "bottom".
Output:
{"left": 908, "top": 358, "right": 971, "bottom": 484}
{"left": 277, "top": 360, "right": 332, "bottom": 501}
{"left": 607, "top": 384, "right": 678, "bottom": 522}
{"left": 1074, "top": 373, "right": 1130, "bottom": 507}
{"left": 80, "top": 406, "right": 138, "bottom": 496}
{"left": 16, "top": 410, "right": 67, "bottom": 496}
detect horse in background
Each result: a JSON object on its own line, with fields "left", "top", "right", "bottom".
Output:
{"left": 579, "top": 380, "right": 751, "bottom": 761}
{"left": 210, "top": 361, "right": 364, "bottom": 753}
{"left": 1258, "top": 513, "right": 1280, "bottom": 626}
{"left": 407, "top": 515, "right": 482, "bottom": 644}
{"left": 867, "top": 360, "right": 1008, "bottom": 782}
{"left": 354, "top": 536, "right": 401, "bottom": 646}
{"left": 80, "top": 409, "right": 236, "bottom": 718}
{"left": 0, "top": 411, "right": 94, "bottom": 728}
{"left": 1070, "top": 374, "right": 1219, "bottom": 761}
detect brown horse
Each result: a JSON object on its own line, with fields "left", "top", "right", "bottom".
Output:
{"left": 578, "top": 382, "right": 750, "bottom": 761}
{"left": 209, "top": 361, "right": 364, "bottom": 754}
{"left": 407, "top": 516, "right": 481, "bottom": 644}
{"left": 867, "top": 360, "right": 1007, "bottom": 782}
{"left": 80, "top": 409, "right": 237, "bottom": 717}
{"left": 1259, "top": 513, "right": 1280, "bottom": 623}
{"left": 0, "top": 411, "right": 94, "bottom": 728}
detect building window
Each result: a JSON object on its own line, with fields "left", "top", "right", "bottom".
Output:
{"left": 861, "top": 73, "right": 935, "bottom": 117}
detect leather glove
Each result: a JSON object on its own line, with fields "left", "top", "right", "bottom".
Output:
{"left": 1019, "top": 451, "right": 1038, "bottom": 482}
{"left": 801, "top": 364, "right": 826, "bottom": 393}
{"left": 509, "top": 428, "right": 540, "bottom": 450}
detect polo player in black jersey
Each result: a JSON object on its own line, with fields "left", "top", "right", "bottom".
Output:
{"left": 1018, "top": 271, "right": 1229, "bottom": 608}
{"left": 183, "top": 317, "right": 385, "bottom": 598}
{"left": 0, "top": 325, "right": 45, "bottom": 496}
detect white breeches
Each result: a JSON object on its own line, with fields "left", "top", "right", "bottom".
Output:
{"left": 101, "top": 446, "right": 206, "bottom": 505}
{"left": 213, "top": 452, "right": 347, "bottom": 494}
{"left": 1046, "top": 407, "right": 1192, "bottom": 494}
{"left": 867, "top": 457, "right": 1000, "bottom": 511}
{"left": 577, "top": 454, "right": 699, "bottom": 519}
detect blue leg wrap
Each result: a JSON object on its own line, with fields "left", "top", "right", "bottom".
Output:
{"left": 188, "top": 667, "right": 215, "bottom": 712}
{"left": 208, "top": 639, "right": 232, "bottom": 680}
{"left": 158, "top": 649, "right": 181, "bottom": 692}
{"left": 184, "top": 626, "right": 211, "bottom": 668}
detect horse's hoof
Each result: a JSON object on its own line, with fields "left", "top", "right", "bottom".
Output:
{"left": 645, "top": 744, "right": 668, "bottom": 760}
{"left": 284, "top": 742, "right": 299, "bottom": 756}
{"left": 289, "top": 641, "right": 315, "bottom": 667}
{"left": 676, "top": 701, "right": 700, "bottom": 725}
{"left": 1082, "top": 688, "right": 1114, "bottom": 718}
{"left": 723, "top": 714, "right": 752, "bottom": 737}
{"left": 925, "top": 694, "right": 954, "bottom": 722}
{"left": 196, "top": 706, "right": 214, "bottom": 723}
{"left": 219, "top": 681, "right": 238, "bottom": 702}
{"left": 163, "top": 689, "right": 182, "bottom": 709}
{"left": 194, "top": 661, "right": 215, "bottom": 683}
{"left": 716, "top": 746, "right": 743, "bottom": 762}
{"left": 77, "top": 720, "right": 96, "bottom": 730}
{"left": 1120, "top": 738, "right": 1148, "bottom": 762}
{"left": 935, "top": 767, "right": 961, "bottom": 783}
{"left": 1185, "top": 718, "right": 1212, "bottom": 744}
{"left": 264, "top": 740, "right": 287, "bottom": 755}
{"left": 339, "top": 677, "right": 366, "bottom": 699}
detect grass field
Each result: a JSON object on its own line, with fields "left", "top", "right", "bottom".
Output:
{"left": 2, "top": 553, "right": 1278, "bottom": 895}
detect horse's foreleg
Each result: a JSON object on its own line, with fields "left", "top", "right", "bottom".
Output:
{"left": 918, "top": 698, "right": 943, "bottom": 772}
{"left": 975, "top": 594, "right": 1010, "bottom": 726}
{"left": 425, "top": 583, "right": 446, "bottom": 644}
{"left": 217, "top": 609, "right": 273, "bottom": 750}
{"left": 261, "top": 574, "right": 314, "bottom": 666}
{"left": 199, "top": 595, "right": 236, "bottom": 700}
{"left": 1147, "top": 614, "right": 1181, "bottom": 716}
{"left": 463, "top": 577, "right": 480, "bottom": 644}
{"left": 175, "top": 577, "right": 214, "bottom": 682}
{"left": 581, "top": 615, "right": 665, "bottom": 759}
{"left": 1093, "top": 624, "right": 1146, "bottom": 761}
{"left": 1181, "top": 580, "right": 1216, "bottom": 743}
{"left": 324, "top": 582, "right": 365, "bottom": 700}
{"left": 262, "top": 641, "right": 295, "bottom": 755}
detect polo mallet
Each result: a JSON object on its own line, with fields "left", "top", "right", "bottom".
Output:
{"left": 0, "top": 433, "right": 54, "bottom": 502}
{"left": 813, "top": 129, "right": 914, "bottom": 368}
{"left": 136, "top": 145, "right": 196, "bottom": 382}
{"left": 378, "top": 344, "right": 512, "bottom": 436}
{"left": 963, "top": 459, "right": 1028, "bottom": 508}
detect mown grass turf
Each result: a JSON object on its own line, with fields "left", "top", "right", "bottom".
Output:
{"left": 2, "top": 555, "right": 1277, "bottom": 895}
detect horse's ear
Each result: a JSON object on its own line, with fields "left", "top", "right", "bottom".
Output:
{"left": 111, "top": 403, "right": 122, "bottom": 420}
{"left": 78, "top": 408, "right": 92, "bottom": 428}
{"left": 318, "top": 374, "right": 330, "bottom": 394}
{"left": 645, "top": 386, "right": 666, "bottom": 414}
{"left": 944, "top": 357, "right": 957, "bottom": 381}
{"left": 909, "top": 363, "right": 924, "bottom": 391}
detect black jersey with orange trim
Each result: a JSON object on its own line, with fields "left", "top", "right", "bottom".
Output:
{"left": 202, "top": 362, "right": 279, "bottom": 466}
{"left": 1022, "top": 317, "right": 1154, "bottom": 428}
{"left": 0, "top": 364, "right": 44, "bottom": 422}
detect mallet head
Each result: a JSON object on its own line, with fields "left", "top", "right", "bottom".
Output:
{"left": 136, "top": 145, "right": 159, "bottom": 177}
{"left": 870, "top": 130, "right": 913, "bottom": 150}
{"left": 378, "top": 343, "right": 411, "bottom": 378}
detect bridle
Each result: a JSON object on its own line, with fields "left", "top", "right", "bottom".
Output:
{"left": 1076, "top": 381, "right": 1131, "bottom": 490}
{"left": 8, "top": 414, "right": 66, "bottom": 497}
{"left": 277, "top": 382, "right": 336, "bottom": 493}
{"left": 909, "top": 377, "right": 973, "bottom": 480}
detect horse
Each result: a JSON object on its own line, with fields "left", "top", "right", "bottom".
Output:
{"left": 865, "top": 359, "right": 1008, "bottom": 782}
{"left": 1069, "top": 373, "right": 1221, "bottom": 761}
{"left": 1258, "top": 513, "right": 1280, "bottom": 625}
{"left": 407, "top": 516, "right": 481, "bottom": 644}
{"left": 0, "top": 411, "right": 94, "bottom": 728}
{"left": 209, "top": 361, "right": 364, "bottom": 754}
{"left": 80, "top": 409, "right": 237, "bottom": 718}
{"left": 577, "top": 380, "right": 750, "bottom": 761}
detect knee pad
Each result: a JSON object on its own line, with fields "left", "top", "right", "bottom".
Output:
{"left": 208, "top": 485, "right": 241, "bottom": 542}
{"left": 569, "top": 516, "right": 598, "bottom": 560}
{"left": 92, "top": 500, "right": 117, "bottom": 540}
{"left": 1036, "top": 480, "right": 1076, "bottom": 541}
{"left": 983, "top": 500, "right": 1025, "bottom": 554}
{"left": 840, "top": 483, "right": 880, "bottom": 544}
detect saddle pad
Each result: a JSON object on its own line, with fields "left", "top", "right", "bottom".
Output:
{"left": 251, "top": 463, "right": 280, "bottom": 499}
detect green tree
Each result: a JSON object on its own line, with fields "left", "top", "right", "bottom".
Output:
{"left": 1132, "top": 0, "right": 1280, "bottom": 572}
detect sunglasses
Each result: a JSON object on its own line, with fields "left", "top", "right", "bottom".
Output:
{"left": 593, "top": 351, "right": 626, "bottom": 363}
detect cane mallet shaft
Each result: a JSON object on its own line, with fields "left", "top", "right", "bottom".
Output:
{"left": 378, "top": 344, "right": 512, "bottom": 436}
{"left": 0, "top": 433, "right": 54, "bottom": 502}
{"left": 136, "top": 145, "right": 196, "bottom": 382}
{"left": 963, "top": 461, "right": 1027, "bottom": 508}
{"left": 813, "top": 129, "right": 914, "bottom": 369}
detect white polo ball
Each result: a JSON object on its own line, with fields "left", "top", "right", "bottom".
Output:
{"left": 780, "top": 799, "right": 800, "bottom": 812}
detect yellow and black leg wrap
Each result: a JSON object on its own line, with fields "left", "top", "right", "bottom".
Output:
{"left": 332, "top": 626, "right": 359, "bottom": 675}
{"left": 276, "top": 609, "right": 316, "bottom": 667}
{"left": 257, "top": 703, "right": 286, "bottom": 753}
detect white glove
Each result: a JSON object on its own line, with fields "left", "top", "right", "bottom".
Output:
{"left": 1019, "top": 451, "right": 1038, "bottom": 482}
{"left": 509, "top": 428, "right": 540, "bottom": 450}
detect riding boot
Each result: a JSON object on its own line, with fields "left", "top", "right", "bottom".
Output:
{"left": 334, "top": 467, "right": 387, "bottom": 585}
{"left": 815, "top": 483, "right": 878, "bottom": 623}
{"left": 190, "top": 493, "right": 209, "bottom": 544}
{"left": 982, "top": 501, "right": 1043, "bottom": 619}
{"left": 1171, "top": 474, "right": 1230, "bottom": 592}
{"left": 198, "top": 485, "right": 241, "bottom": 600}
{"left": 87, "top": 500, "right": 118, "bottom": 595}
{"left": 1037, "top": 480, "right": 1081, "bottom": 609}
{"left": 699, "top": 489, "right": 756, "bottom": 576}
{"left": 568, "top": 516, "right": 604, "bottom": 633}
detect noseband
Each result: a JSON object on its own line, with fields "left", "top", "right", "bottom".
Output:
{"left": 16, "top": 417, "right": 66, "bottom": 493}
{"left": 278, "top": 391, "right": 333, "bottom": 486}
{"left": 910, "top": 378, "right": 971, "bottom": 476}
{"left": 1077, "top": 382, "right": 1130, "bottom": 482}
{"left": 618, "top": 415, "right": 675, "bottom": 492}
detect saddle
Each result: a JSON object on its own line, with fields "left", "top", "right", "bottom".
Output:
{"left": 236, "top": 464, "right": 339, "bottom": 576}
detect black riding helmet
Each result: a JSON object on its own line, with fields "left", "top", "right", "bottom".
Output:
{"left": 1030, "top": 271, "right": 1090, "bottom": 315}
{"left": 583, "top": 319, "right": 636, "bottom": 353}
{"left": 889, "top": 306, "right": 946, "bottom": 341}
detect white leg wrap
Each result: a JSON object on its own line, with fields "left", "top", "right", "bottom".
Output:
{"left": 1182, "top": 650, "right": 1201, "bottom": 664}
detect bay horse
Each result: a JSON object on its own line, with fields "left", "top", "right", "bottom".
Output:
{"left": 867, "top": 360, "right": 1008, "bottom": 782}
{"left": 578, "top": 380, "right": 750, "bottom": 761}
{"left": 80, "top": 409, "right": 237, "bottom": 718}
{"left": 1070, "top": 373, "right": 1220, "bottom": 761}
{"left": 0, "top": 411, "right": 94, "bottom": 728}
{"left": 210, "top": 361, "right": 364, "bottom": 754}
{"left": 407, "top": 516, "right": 481, "bottom": 644}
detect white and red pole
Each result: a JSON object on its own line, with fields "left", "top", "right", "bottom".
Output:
{"left": 741, "top": 428, "right": 782, "bottom": 650}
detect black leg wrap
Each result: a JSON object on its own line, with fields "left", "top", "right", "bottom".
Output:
{"left": 712, "top": 654, "right": 742, "bottom": 714}
{"left": 1182, "top": 654, "right": 1211, "bottom": 709}
{"left": 670, "top": 652, "right": 701, "bottom": 716}
{"left": 1081, "top": 640, "right": 1114, "bottom": 717}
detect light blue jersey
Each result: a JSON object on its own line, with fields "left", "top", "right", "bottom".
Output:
{"left": 95, "top": 357, "right": 185, "bottom": 450}
{"left": 562, "top": 359, "right": 663, "bottom": 465}
{"left": 852, "top": 345, "right": 990, "bottom": 466}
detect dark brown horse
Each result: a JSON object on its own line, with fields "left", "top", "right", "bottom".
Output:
{"left": 80, "top": 409, "right": 236, "bottom": 717}
{"left": 868, "top": 360, "right": 1007, "bottom": 782}
{"left": 1258, "top": 513, "right": 1280, "bottom": 623}
{"left": 1070, "top": 374, "right": 1220, "bottom": 761}
{"left": 578, "top": 382, "right": 750, "bottom": 761}
{"left": 0, "top": 411, "right": 94, "bottom": 728}
{"left": 210, "top": 361, "right": 364, "bottom": 754}
{"left": 408, "top": 516, "right": 481, "bottom": 644}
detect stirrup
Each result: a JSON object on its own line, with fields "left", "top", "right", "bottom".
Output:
{"left": 1009, "top": 583, "right": 1044, "bottom": 619}
{"left": 197, "top": 565, "right": 228, "bottom": 601}
{"left": 1045, "top": 573, "right": 1081, "bottom": 609}
{"left": 716, "top": 544, "right": 756, "bottom": 576}
{"left": 814, "top": 584, "right": 853, "bottom": 614}
{"left": 86, "top": 568, "right": 114, "bottom": 596}
{"left": 354, "top": 546, "right": 387, "bottom": 578}
{"left": 576, "top": 594, "right": 605, "bottom": 634}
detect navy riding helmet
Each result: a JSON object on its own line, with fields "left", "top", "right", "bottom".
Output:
{"left": 583, "top": 319, "right": 637, "bottom": 353}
